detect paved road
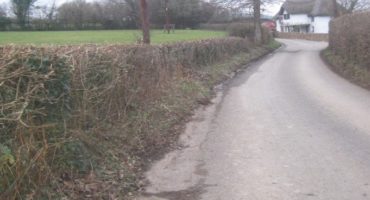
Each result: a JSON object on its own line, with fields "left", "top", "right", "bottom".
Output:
{"left": 138, "top": 39, "right": 370, "bottom": 200}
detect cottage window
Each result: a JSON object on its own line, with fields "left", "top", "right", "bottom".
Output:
{"left": 284, "top": 14, "right": 290, "bottom": 20}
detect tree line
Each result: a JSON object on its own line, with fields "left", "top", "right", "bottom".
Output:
{"left": 0, "top": 0, "right": 246, "bottom": 31}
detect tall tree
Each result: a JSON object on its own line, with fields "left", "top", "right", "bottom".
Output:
{"left": 165, "top": 0, "right": 170, "bottom": 33}
{"left": 253, "top": 0, "right": 262, "bottom": 44}
{"left": 332, "top": 0, "right": 339, "bottom": 17}
{"left": 0, "top": 4, "right": 11, "bottom": 30}
{"left": 214, "top": 0, "right": 269, "bottom": 43}
{"left": 331, "top": 0, "right": 370, "bottom": 17}
{"left": 123, "top": 0, "right": 140, "bottom": 26}
{"left": 11, "top": 0, "right": 37, "bottom": 28}
{"left": 337, "top": 0, "right": 370, "bottom": 14}
{"left": 46, "top": 1, "right": 56, "bottom": 24}
{"left": 58, "top": 0, "right": 86, "bottom": 29}
{"left": 34, "top": 1, "right": 56, "bottom": 29}
{"left": 139, "top": 0, "right": 150, "bottom": 44}
{"left": 0, "top": 4, "right": 7, "bottom": 17}
{"left": 148, "top": 0, "right": 214, "bottom": 28}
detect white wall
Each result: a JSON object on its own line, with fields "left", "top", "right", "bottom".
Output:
{"left": 312, "top": 16, "right": 331, "bottom": 33}
{"left": 276, "top": 11, "right": 311, "bottom": 32}
{"left": 275, "top": 9, "right": 331, "bottom": 33}
{"left": 276, "top": 20, "right": 282, "bottom": 32}
{"left": 282, "top": 14, "right": 311, "bottom": 26}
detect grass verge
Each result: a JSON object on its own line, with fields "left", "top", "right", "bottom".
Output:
{"left": 0, "top": 30, "right": 226, "bottom": 45}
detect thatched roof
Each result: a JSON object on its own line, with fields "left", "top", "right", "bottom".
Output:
{"left": 279, "top": 0, "right": 337, "bottom": 16}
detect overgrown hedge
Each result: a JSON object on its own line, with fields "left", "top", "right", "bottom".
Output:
{"left": 327, "top": 12, "right": 370, "bottom": 88}
{"left": 227, "top": 23, "right": 272, "bottom": 44}
{"left": 0, "top": 37, "right": 269, "bottom": 199}
{"left": 329, "top": 12, "right": 370, "bottom": 70}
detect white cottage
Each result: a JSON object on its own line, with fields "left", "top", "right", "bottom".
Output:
{"left": 276, "top": 0, "right": 337, "bottom": 33}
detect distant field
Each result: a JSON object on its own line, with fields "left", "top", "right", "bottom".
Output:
{"left": 0, "top": 30, "right": 226, "bottom": 45}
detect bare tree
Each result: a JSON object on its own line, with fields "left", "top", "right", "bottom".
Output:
{"left": 253, "top": 0, "right": 262, "bottom": 44}
{"left": 213, "top": 0, "right": 279, "bottom": 11}
{"left": 338, "top": 0, "right": 370, "bottom": 13}
{"left": 46, "top": 1, "right": 56, "bottom": 23}
{"left": 139, "top": 0, "right": 150, "bottom": 44}
{"left": 122, "top": 0, "right": 140, "bottom": 26}
{"left": 34, "top": 1, "right": 56, "bottom": 28}
{"left": 0, "top": 4, "right": 11, "bottom": 30}
{"left": 57, "top": 0, "right": 100, "bottom": 29}
{"left": 331, "top": 0, "right": 369, "bottom": 17}
{"left": 0, "top": 4, "right": 7, "bottom": 17}
{"left": 213, "top": 0, "right": 271, "bottom": 43}
{"left": 149, "top": 0, "right": 206, "bottom": 29}
{"left": 332, "top": 0, "right": 339, "bottom": 17}
{"left": 11, "top": 0, "right": 37, "bottom": 28}
{"left": 164, "top": 0, "right": 170, "bottom": 33}
{"left": 58, "top": 0, "right": 85, "bottom": 29}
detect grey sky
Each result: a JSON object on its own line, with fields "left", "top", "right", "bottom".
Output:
{"left": 0, "top": 0, "right": 282, "bottom": 16}
{"left": 0, "top": 0, "right": 85, "bottom": 6}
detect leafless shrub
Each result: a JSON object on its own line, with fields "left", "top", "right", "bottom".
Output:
{"left": 0, "top": 37, "right": 252, "bottom": 199}
{"left": 227, "top": 22, "right": 272, "bottom": 44}
{"left": 329, "top": 12, "right": 370, "bottom": 70}
{"left": 326, "top": 11, "right": 370, "bottom": 88}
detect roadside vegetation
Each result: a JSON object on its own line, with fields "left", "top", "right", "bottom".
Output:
{"left": 0, "top": 22, "right": 279, "bottom": 198}
{"left": 323, "top": 11, "right": 370, "bottom": 89}
{"left": 0, "top": 32, "right": 276, "bottom": 199}
{"left": 0, "top": 0, "right": 282, "bottom": 198}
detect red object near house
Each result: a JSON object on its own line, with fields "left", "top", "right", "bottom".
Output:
{"left": 262, "top": 21, "right": 276, "bottom": 31}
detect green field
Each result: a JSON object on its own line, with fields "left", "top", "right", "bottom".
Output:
{"left": 0, "top": 30, "right": 226, "bottom": 45}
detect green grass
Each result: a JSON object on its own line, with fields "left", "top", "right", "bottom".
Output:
{"left": 0, "top": 30, "right": 226, "bottom": 45}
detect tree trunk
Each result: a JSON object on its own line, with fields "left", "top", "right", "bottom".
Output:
{"left": 165, "top": 0, "right": 170, "bottom": 34}
{"left": 332, "top": 0, "right": 339, "bottom": 17}
{"left": 139, "top": 0, "right": 150, "bottom": 44}
{"left": 253, "top": 0, "right": 262, "bottom": 44}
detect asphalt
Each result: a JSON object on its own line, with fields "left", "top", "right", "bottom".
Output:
{"left": 137, "top": 39, "right": 370, "bottom": 200}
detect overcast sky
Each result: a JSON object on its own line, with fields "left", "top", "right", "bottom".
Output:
{"left": 0, "top": 0, "right": 282, "bottom": 16}
{"left": 0, "top": 0, "right": 81, "bottom": 7}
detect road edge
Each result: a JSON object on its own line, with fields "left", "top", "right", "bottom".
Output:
{"left": 131, "top": 41, "right": 282, "bottom": 199}
{"left": 320, "top": 49, "right": 370, "bottom": 91}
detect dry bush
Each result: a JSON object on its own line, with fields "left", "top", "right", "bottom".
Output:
{"left": 0, "top": 46, "right": 76, "bottom": 199}
{"left": 227, "top": 23, "right": 255, "bottom": 39}
{"left": 328, "top": 11, "right": 370, "bottom": 88}
{"left": 0, "top": 37, "right": 254, "bottom": 199}
{"left": 329, "top": 12, "right": 370, "bottom": 70}
{"left": 227, "top": 23, "right": 272, "bottom": 44}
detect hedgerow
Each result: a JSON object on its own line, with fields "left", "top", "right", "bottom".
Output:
{"left": 327, "top": 12, "right": 370, "bottom": 88}
{"left": 0, "top": 37, "right": 276, "bottom": 199}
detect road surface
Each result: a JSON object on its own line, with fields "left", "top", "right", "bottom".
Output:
{"left": 138, "top": 39, "right": 370, "bottom": 200}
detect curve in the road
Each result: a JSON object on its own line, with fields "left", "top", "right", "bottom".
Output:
{"left": 138, "top": 39, "right": 370, "bottom": 200}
